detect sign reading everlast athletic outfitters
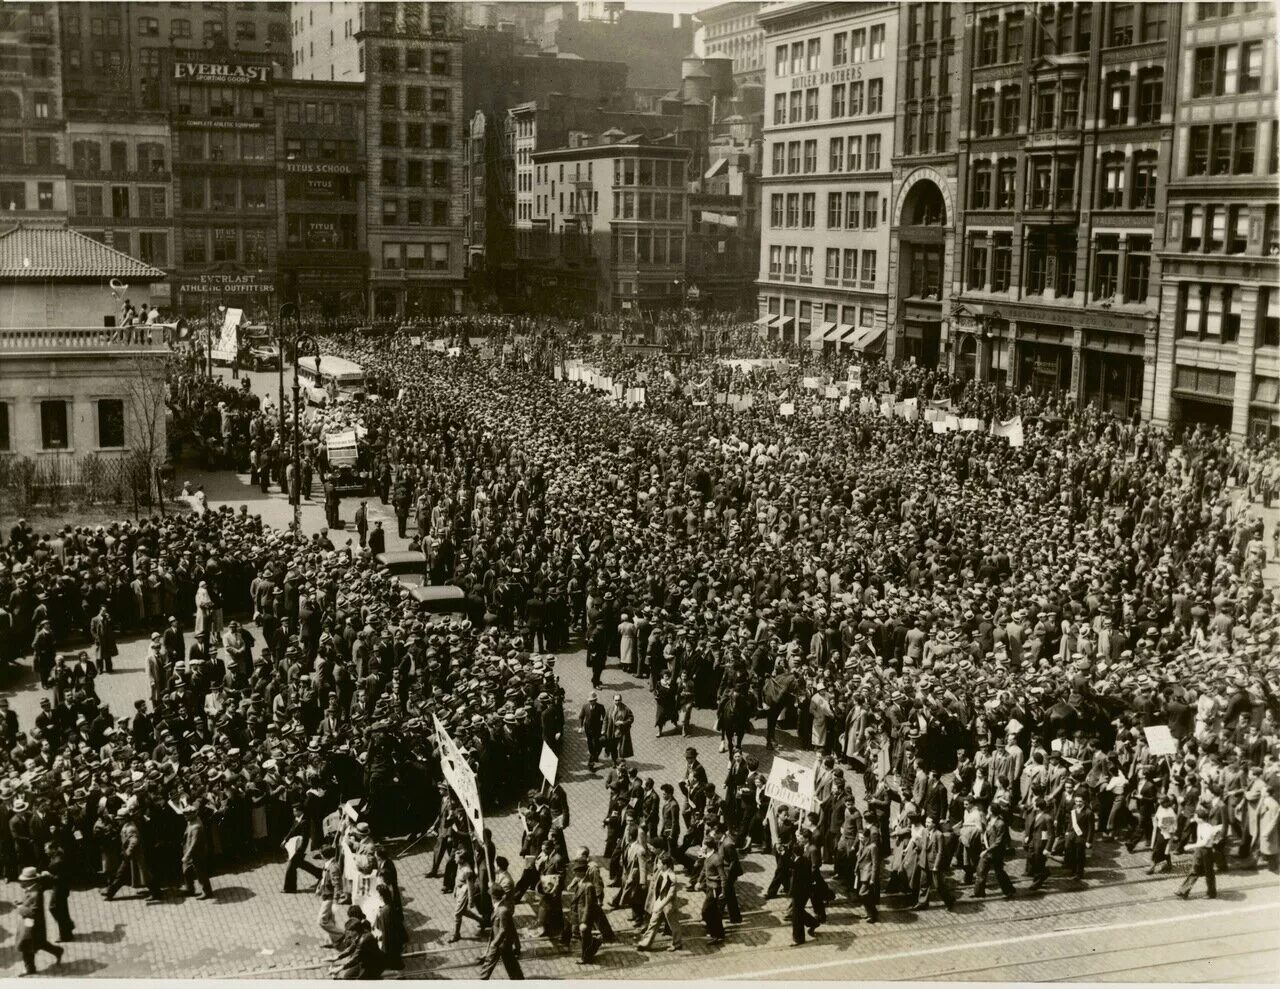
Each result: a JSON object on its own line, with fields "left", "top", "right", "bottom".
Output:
{"left": 174, "top": 62, "right": 273, "bottom": 84}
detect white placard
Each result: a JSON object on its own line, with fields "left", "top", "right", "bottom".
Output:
{"left": 764, "top": 755, "right": 817, "bottom": 814}
{"left": 539, "top": 742, "right": 559, "bottom": 786}
{"left": 779, "top": 402, "right": 795, "bottom": 417}
{"left": 1144, "top": 725, "right": 1178, "bottom": 756}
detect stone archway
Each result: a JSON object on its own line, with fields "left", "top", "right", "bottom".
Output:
{"left": 893, "top": 167, "right": 954, "bottom": 229}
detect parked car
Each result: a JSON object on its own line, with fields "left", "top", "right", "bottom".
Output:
{"left": 248, "top": 343, "right": 281, "bottom": 370}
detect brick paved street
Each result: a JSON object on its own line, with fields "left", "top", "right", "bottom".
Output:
{"left": 2, "top": 418, "right": 1277, "bottom": 980}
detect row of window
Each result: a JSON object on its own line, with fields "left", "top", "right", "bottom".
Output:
{"left": 0, "top": 181, "right": 55, "bottom": 212}
{"left": 1186, "top": 122, "right": 1273, "bottom": 177}
{"left": 964, "top": 232, "right": 1151, "bottom": 303}
{"left": 177, "top": 130, "right": 270, "bottom": 162}
{"left": 1178, "top": 283, "right": 1280, "bottom": 348}
{"left": 282, "top": 100, "right": 363, "bottom": 127}
{"left": 76, "top": 230, "right": 169, "bottom": 267}
{"left": 774, "top": 29, "right": 887, "bottom": 78}
{"left": 763, "top": 299, "right": 878, "bottom": 334}
{"left": 901, "top": 99, "right": 953, "bottom": 156}
{"left": 903, "top": 46, "right": 954, "bottom": 101}
{"left": 0, "top": 91, "right": 55, "bottom": 121}
{"left": 375, "top": 47, "right": 452, "bottom": 76}
{"left": 771, "top": 79, "right": 885, "bottom": 125}
{"left": 906, "top": 2, "right": 956, "bottom": 46}
{"left": 0, "top": 133, "right": 57, "bottom": 168}
{"left": 176, "top": 175, "right": 269, "bottom": 212}
{"left": 767, "top": 245, "right": 878, "bottom": 286}
{"left": 611, "top": 230, "right": 686, "bottom": 266}
{"left": 70, "top": 140, "right": 166, "bottom": 175}
{"left": 72, "top": 184, "right": 167, "bottom": 219}
{"left": 1182, "top": 203, "right": 1280, "bottom": 255}
{"left": 974, "top": 12, "right": 1025, "bottom": 66}
{"left": 174, "top": 84, "right": 268, "bottom": 120}
{"left": 62, "top": 13, "right": 286, "bottom": 43}
{"left": 1192, "top": 43, "right": 1267, "bottom": 98}
{"left": 181, "top": 226, "right": 268, "bottom": 265}
{"left": 380, "top": 157, "right": 450, "bottom": 190}
{"left": 769, "top": 135, "right": 885, "bottom": 177}
{"left": 379, "top": 199, "right": 451, "bottom": 227}
{"left": 283, "top": 138, "right": 359, "bottom": 162}
{"left": 381, "top": 242, "right": 451, "bottom": 271}
{"left": 379, "top": 84, "right": 453, "bottom": 113}
{"left": 379, "top": 120, "right": 451, "bottom": 150}
{"left": 968, "top": 152, "right": 1158, "bottom": 212}
{"left": 768, "top": 191, "right": 883, "bottom": 231}
{"left": 531, "top": 158, "right": 682, "bottom": 189}
{"left": 971, "top": 70, "right": 1162, "bottom": 139}
{"left": 0, "top": 399, "right": 127, "bottom": 453}
{"left": 284, "top": 214, "right": 359, "bottom": 250}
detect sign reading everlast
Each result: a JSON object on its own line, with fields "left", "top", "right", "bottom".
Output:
{"left": 174, "top": 62, "right": 272, "bottom": 84}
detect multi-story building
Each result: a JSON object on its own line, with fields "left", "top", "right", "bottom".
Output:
{"left": 65, "top": 115, "right": 174, "bottom": 303}
{"left": 1154, "top": 1, "right": 1279, "bottom": 440}
{"left": 0, "top": 3, "right": 68, "bottom": 222}
{"left": 689, "top": 149, "right": 759, "bottom": 310}
{"left": 530, "top": 137, "right": 690, "bottom": 313}
{"left": 951, "top": 1, "right": 1180, "bottom": 418}
{"left": 169, "top": 50, "right": 279, "bottom": 316}
{"left": 757, "top": 1, "right": 897, "bottom": 351}
{"left": 884, "top": 0, "right": 961, "bottom": 366}
{"left": 291, "top": 1, "right": 465, "bottom": 317}
{"left": 274, "top": 79, "right": 367, "bottom": 318}
{"left": 697, "top": 2, "right": 766, "bottom": 89}
{"left": 58, "top": 2, "right": 290, "bottom": 115}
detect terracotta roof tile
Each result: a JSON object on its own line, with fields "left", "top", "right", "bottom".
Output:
{"left": 0, "top": 221, "right": 166, "bottom": 281}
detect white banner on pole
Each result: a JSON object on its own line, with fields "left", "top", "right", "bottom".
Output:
{"left": 764, "top": 755, "right": 817, "bottom": 814}
{"left": 539, "top": 742, "right": 559, "bottom": 787}
{"left": 1144, "top": 725, "right": 1178, "bottom": 756}
{"left": 434, "top": 715, "right": 485, "bottom": 841}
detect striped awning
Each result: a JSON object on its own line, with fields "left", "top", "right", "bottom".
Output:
{"left": 810, "top": 320, "right": 836, "bottom": 341}
{"left": 851, "top": 325, "right": 886, "bottom": 352}
{"left": 828, "top": 322, "right": 854, "bottom": 342}
{"left": 775, "top": 316, "right": 795, "bottom": 331}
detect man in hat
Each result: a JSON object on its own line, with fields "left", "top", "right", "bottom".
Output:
{"left": 355, "top": 500, "right": 369, "bottom": 549}
{"left": 104, "top": 806, "right": 159, "bottom": 902}
{"left": 182, "top": 803, "right": 213, "bottom": 899}
{"left": 578, "top": 693, "right": 606, "bottom": 771}
{"left": 16, "top": 865, "right": 64, "bottom": 973}
{"left": 89, "top": 605, "right": 117, "bottom": 674}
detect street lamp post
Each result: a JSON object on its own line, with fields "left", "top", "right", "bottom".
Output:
{"left": 291, "top": 333, "right": 320, "bottom": 538}
{"left": 275, "top": 302, "right": 298, "bottom": 442}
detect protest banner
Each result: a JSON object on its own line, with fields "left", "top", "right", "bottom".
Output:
{"left": 539, "top": 742, "right": 559, "bottom": 787}
{"left": 824, "top": 385, "right": 840, "bottom": 399}
{"left": 434, "top": 715, "right": 485, "bottom": 841}
{"left": 779, "top": 402, "right": 795, "bottom": 417}
{"left": 992, "top": 415, "right": 1025, "bottom": 447}
{"left": 1144, "top": 725, "right": 1178, "bottom": 756}
{"left": 764, "top": 755, "right": 817, "bottom": 814}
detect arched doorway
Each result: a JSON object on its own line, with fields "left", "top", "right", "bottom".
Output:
{"left": 957, "top": 334, "right": 977, "bottom": 382}
{"left": 897, "top": 178, "right": 949, "bottom": 367}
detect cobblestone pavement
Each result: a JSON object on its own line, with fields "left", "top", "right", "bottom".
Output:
{"left": 2, "top": 458, "right": 1277, "bottom": 980}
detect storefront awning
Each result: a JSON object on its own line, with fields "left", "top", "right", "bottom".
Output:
{"left": 775, "top": 316, "right": 795, "bottom": 331}
{"left": 753, "top": 314, "right": 776, "bottom": 327}
{"left": 836, "top": 323, "right": 860, "bottom": 343}
{"left": 851, "top": 325, "right": 886, "bottom": 353}
{"left": 823, "top": 322, "right": 849, "bottom": 342}
{"left": 810, "top": 320, "right": 835, "bottom": 342}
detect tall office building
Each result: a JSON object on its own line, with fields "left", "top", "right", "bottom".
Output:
{"left": 291, "top": 1, "right": 465, "bottom": 317}
{"left": 951, "top": 1, "right": 1181, "bottom": 419}
{"left": 1153, "top": 1, "right": 1279, "bottom": 440}
{"left": 0, "top": 4, "right": 68, "bottom": 222}
{"left": 757, "top": 2, "right": 897, "bottom": 351}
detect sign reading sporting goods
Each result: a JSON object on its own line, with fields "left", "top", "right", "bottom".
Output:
{"left": 174, "top": 62, "right": 272, "bottom": 84}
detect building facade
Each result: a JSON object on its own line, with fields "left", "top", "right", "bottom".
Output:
{"left": 274, "top": 79, "right": 367, "bottom": 318}
{"left": 883, "top": 0, "right": 961, "bottom": 367}
{"left": 757, "top": 1, "right": 897, "bottom": 351}
{"left": 58, "top": 1, "right": 290, "bottom": 115}
{"left": 292, "top": 1, "right": 465, "bottom": 317}
{"left": 1154, "top": 1, "right": 1279, "bottom": 440}
{"left": 0, "top": 221, "right": 168, "bottom": 464}
{"left": 697, "top": 2, "right": 766, "bottom": 89}
{"left": 0, "top": 4, "right": 68, "bottom": 223}
{"left": 64, "top": 117, "right": 174, "bottom": 303}
{"left": 168, "top": 50, "right": 279, "bottom": 316}
{"left": 951, "top": 1, "right": 1180, "bottom": 418}
{"left": 530, "top": 139, "right": 690, "bottom": 313}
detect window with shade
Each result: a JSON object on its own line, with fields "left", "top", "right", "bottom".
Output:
{"left": 1137, "top": 69, "right": 1162, "bottom": 123}
{"left": 1105, "top": 73, "right": 1130, "bottom": 126}
{"left": 1093, "top": 235, "right": 1120, "bottom": 300}
{"left": 975, "top": 89, "right": 995, "bottom": 136}
{"left": 1098, "top": 155, "right": 1125, "bottom": 209}
{"left": 967, "top": 235, "right": 988, "bottom": 289}
{"left": 1260, "top": 289, "right": 1280, "bottom": 347}
{"left": 993, "top": 233, "right": 1012, "bottom": 291}
{"left": 829, "top": 137, "right": 843, "bottom": 172}
{"left": 971, "top": 162, "right": 992, "bottom": 209}
{"left": 1125, "top": 236, "right": 1151, "bottom": 302}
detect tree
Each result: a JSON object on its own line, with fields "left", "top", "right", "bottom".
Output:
{"left": 121, "top": 352, "right": 169, "bottom": 516}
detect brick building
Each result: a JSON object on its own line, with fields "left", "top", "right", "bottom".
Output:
{"left": 291, "top": 1, "right": 465, "bottom": 317}
{"left": 1153, "top": 1, "right": 1279, "bottom": 440}
{"left": 0, "top": 4, "right": 68, "bottom": 223}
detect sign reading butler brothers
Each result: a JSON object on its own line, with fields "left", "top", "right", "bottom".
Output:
{"left": 174, "top": 62, "right": 272, "bottom": 84}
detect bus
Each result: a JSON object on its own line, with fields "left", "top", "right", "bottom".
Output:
{"left": 296, "top": 355, "right": 366, "bottom": 405}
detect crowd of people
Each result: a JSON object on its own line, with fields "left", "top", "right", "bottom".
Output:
{"left": 2, "top": 316, "right": 1279, "bottom": 977}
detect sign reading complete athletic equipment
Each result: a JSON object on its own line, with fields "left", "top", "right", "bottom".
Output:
{"left": 174, "top": 62, "right": 273, "bottom": 84}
